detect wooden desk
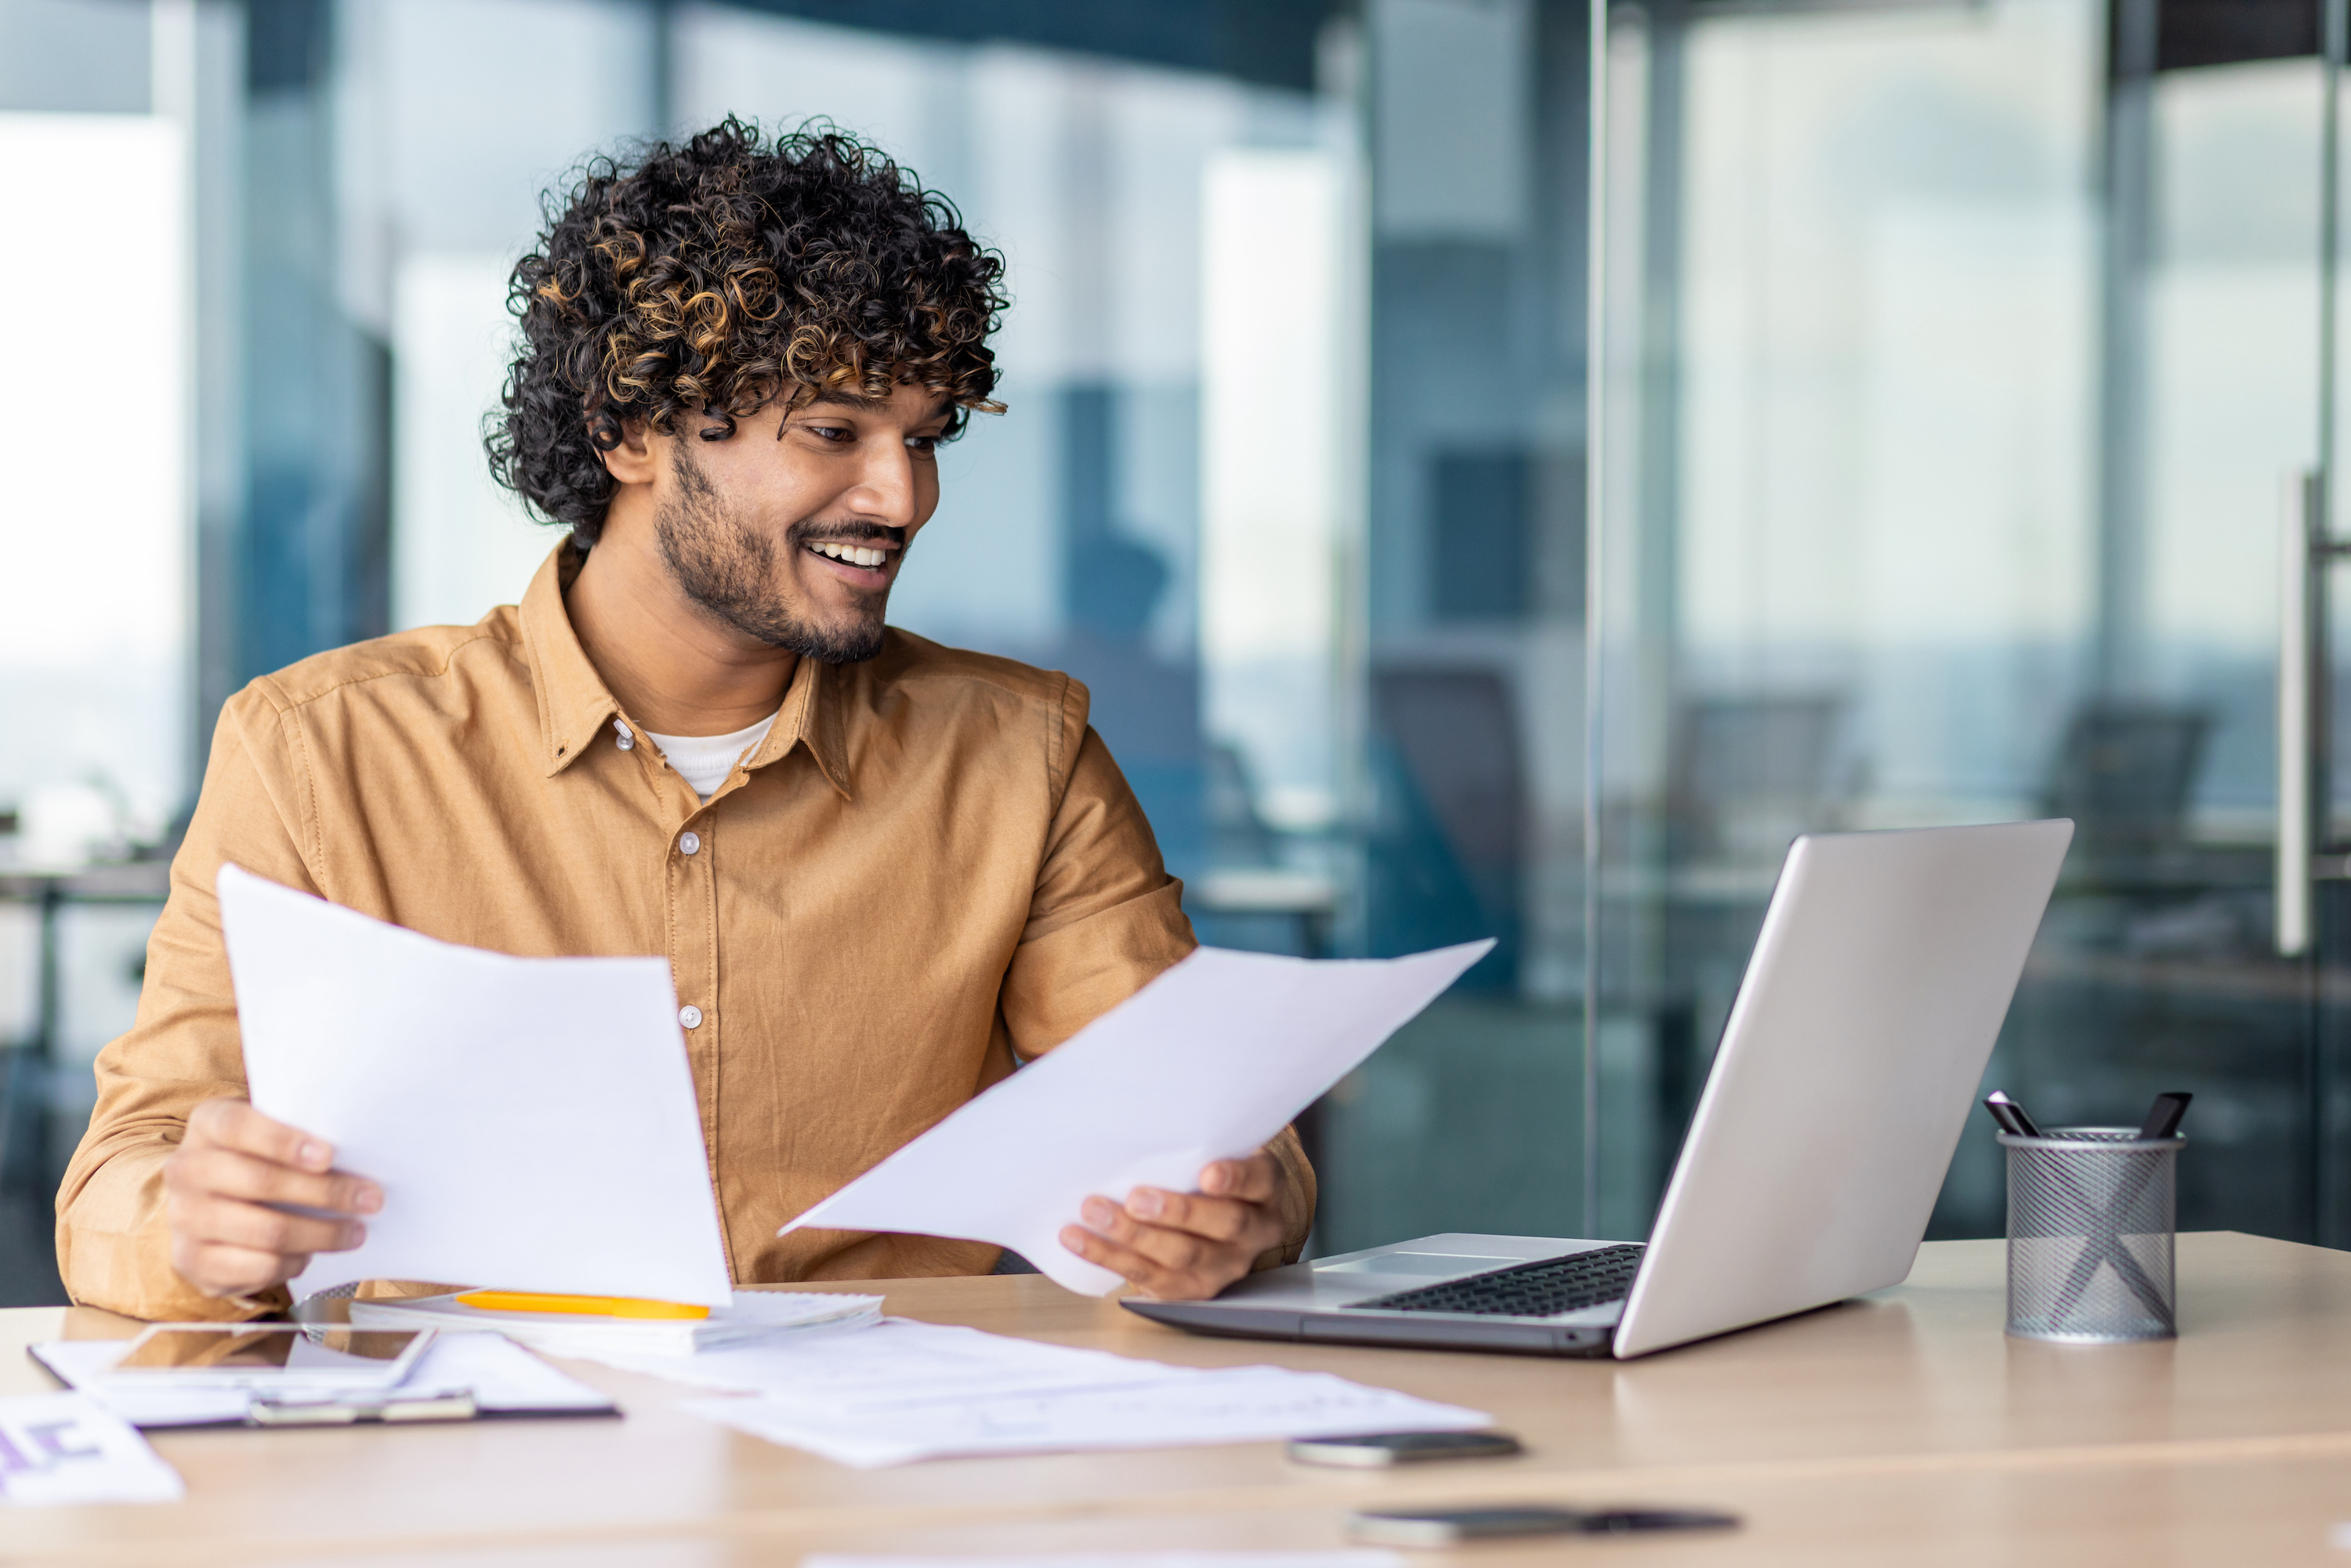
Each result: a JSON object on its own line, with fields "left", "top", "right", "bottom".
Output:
{"left": 8, "top": 1232, "right": 2351, "bottom": 1565}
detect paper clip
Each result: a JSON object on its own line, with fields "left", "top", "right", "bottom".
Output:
{"left": 245, "top": 1390, "right": 478, "bottom": 1426}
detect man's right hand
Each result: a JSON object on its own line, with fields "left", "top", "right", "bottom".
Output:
{"left": 162, "top": 1098, "right": 381, "bottom": 1300}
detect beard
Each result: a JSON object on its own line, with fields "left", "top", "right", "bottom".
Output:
{"left": 653, "top": 439, "right": 897, "bottom": 664}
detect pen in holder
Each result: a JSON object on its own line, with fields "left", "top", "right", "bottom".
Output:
{"left": 1997, "top": 1126, "right": 2181, "bottom": 1343}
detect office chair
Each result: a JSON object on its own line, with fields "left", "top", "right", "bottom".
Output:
{"left": 1368, "top": 668, "right": 1523, "bottom": 991}
{"left": 2043, "top": 702, "right": 2211, "bottom": 864}
{"left": 1665, "top": 693, "right": 1850, "bottom": 865}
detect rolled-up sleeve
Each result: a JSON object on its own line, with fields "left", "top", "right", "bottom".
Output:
{"left": 56, "top": 684, "right": 318, "bottom": 1321}
{"left": 998, "top": 690, "right": 1317, "bottom": 1266}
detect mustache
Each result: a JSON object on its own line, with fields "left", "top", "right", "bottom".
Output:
{"left": 788, "top": 520, "right": 907, "bottom": 549}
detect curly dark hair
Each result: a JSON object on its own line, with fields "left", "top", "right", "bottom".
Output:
{"left": 487, "top": 118, "right": 1009, "bottom": 542}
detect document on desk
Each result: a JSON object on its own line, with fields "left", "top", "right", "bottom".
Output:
{"left": 0, "top": 1393, "right": 183, "bottom": 1505}
{"left": 217, "top": 864, "right": 734, "bottom": 1307}
{"left": 650, "top": 1318, "right": 1491, "bottom": 1468}
{"left": 781, "top": 940, "right": 1494, "bottom": 1294}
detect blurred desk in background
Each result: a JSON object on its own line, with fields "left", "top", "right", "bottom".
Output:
{"left": 10, "top": 1233, "right": 2351, "bottom": 1563}
{"left": 1190, "top": 867, "right": 1340, "bottom": 958}
{"left": 0, "top": 860, "right": 171, "bottom": 1208}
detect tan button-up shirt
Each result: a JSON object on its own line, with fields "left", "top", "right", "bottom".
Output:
{"left": 58, "top": 545, "right": 1313, "bottom": 1320}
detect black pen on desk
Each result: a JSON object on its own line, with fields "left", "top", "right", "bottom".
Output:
{"left": 1983, "top": 1091, "right": 2042, "bottom": 1138}
{"left": 2137, "top": 1092, "right": 2192, "bottom": 1141}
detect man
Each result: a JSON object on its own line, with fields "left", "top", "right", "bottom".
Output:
{"left": 57, "top": 121, "right": 1312, "bottom": 1320}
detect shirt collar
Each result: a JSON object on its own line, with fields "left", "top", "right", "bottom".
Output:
{"left": 520, "top": 538, "right": 853, "bottom": 798}
{"left": 748, "top": 654, "right": 853, "bottom": 800}
{"left": 521, "top": 541, "right": 620, "bottom": 777}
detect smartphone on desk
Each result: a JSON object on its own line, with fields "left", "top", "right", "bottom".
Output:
{"left": 94, "top": 1324, "right": 433, "bottom": 1392}
{"left": 1347, "top": 1505, "right": 1741, "bottom": 1546}
{"left": 1287, "top": 1431, "right": 1523, "bottom": 1468}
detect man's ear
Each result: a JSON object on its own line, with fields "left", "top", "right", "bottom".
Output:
{"left": 599, "top": 417, "right": 660, "bottom": 487}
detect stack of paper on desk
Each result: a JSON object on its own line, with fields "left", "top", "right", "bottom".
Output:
{"left": 347, "top": 1291, "right": 881, "bottom": 1360}
{"left": 603, "top": 1318, "right": 1491, "bottom": 1468}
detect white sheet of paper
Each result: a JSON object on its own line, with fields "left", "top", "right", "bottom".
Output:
{"left": 218, "top": 864, "right": 733, "bottom": 1306}
{"left": 657, "top": 1318, "right": 1487, "bottom": 1468}
{"left": 593, "top": 1316, "right": 1192, "bottom": 1400}
{"left": 781, "top": 941, "right": 1491, "bottom": 1293}
{"left": 685, "top": 1363, "right": 1491, "bottom": 1468}
{"left": 0, "top": 1392, "right": 183, "bottom": 1505}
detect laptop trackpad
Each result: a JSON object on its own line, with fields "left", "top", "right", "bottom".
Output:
{"left": 1317, "top": 1253, "right": 1523, "bottom": 1276}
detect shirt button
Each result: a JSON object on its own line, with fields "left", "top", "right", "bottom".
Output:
{"left": 613, "top": 719, "right": 635, "bottom": 751}
{"left": 679, "top": 1005, "right": 704, "bottom": 1030}
{"left": 679, "top": 831, "right": 701, "bottom": 856}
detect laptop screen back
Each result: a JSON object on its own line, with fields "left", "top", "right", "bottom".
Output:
{"left": 1612, "top": 820, "right": 2072, "bottom": 1358}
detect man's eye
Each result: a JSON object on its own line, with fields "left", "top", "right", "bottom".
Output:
{"left": 804, "top": 424, "right": 856, "bottom": 444}
{"left": 907, "top": 435, "right": 940, "bottom": 456}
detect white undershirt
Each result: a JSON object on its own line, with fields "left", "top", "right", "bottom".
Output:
{"left": 643, "top": 712, "right": 780, "bottom": 802}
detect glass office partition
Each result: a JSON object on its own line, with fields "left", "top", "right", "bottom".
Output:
{"left": 1307, "top": 0, "right": 1596, "bottom": 1253}
{"left": 1592, "top": 0, "right": 2345, "bottom": 1243}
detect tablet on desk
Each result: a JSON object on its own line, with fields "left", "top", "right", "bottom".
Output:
{"left": 94, "top": 1324, "right": 433, "bottom": 1392}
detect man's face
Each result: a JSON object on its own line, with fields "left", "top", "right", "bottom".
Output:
{"left": 651, "top": 382, "right": 949, "bottom": 663}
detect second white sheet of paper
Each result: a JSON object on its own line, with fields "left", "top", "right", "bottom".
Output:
{"left": 217, "top": 864, "right": 734, "bottom": 1306}
{"left": 782, "top": 939, "right": 1493, "bottom": 1294}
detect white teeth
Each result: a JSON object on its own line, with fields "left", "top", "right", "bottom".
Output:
{"left": 812, "top": 542, "right": 886, "bottom": 569}
{"left": 859, "top": 548, "right": 883, "bottom": 567}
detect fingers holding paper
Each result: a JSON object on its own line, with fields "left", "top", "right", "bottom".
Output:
{"left": 164, "top": 1098, "right": 382, "bottom": 1300}
{"left": 1059, "top": 1150, "right": 1288, "bottom": 1301}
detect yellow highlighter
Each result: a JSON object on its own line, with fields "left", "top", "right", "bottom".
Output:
{"left": 455, "top": 1291, "right": 711, "bottom": 1320}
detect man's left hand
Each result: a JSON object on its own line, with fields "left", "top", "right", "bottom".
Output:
{"left": 1059, "top": 1150, "right": 1288, "bottom": 1301}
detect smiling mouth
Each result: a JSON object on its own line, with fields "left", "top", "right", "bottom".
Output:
{"left": 806, "top": 540, "right": 893, "bottom": 570}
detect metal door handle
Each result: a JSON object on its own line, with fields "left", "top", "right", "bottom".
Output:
{"left": 2281, "top": 469, "right": 2324, "bottom": 957}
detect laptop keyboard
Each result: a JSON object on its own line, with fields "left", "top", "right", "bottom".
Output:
{"left": 1342, "top": 1244, "right": 1646, "bottom": 1318}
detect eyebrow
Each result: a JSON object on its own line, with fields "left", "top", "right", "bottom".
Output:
{"left": 802, "top": 389, "right": 953, "bottom": 422}
{"left": 806, "top": 389, "right": 892, "bottom": 411}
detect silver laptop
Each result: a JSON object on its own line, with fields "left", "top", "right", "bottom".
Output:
{"left": 1126, "top": 820, "right": 2073, "bottom": 1359}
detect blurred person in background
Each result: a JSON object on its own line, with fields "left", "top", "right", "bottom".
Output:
{"left": 57, "top": 120, "right": 1313, "bottom": 1320}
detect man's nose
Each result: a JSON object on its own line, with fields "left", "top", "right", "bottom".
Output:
{"left": 847, "top": 441, "right": 919, "bottom": 527}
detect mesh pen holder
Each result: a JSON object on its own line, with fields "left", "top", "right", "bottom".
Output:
{"left": 1998, "top": 1128, "right": 2181, "bottom": 1343}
